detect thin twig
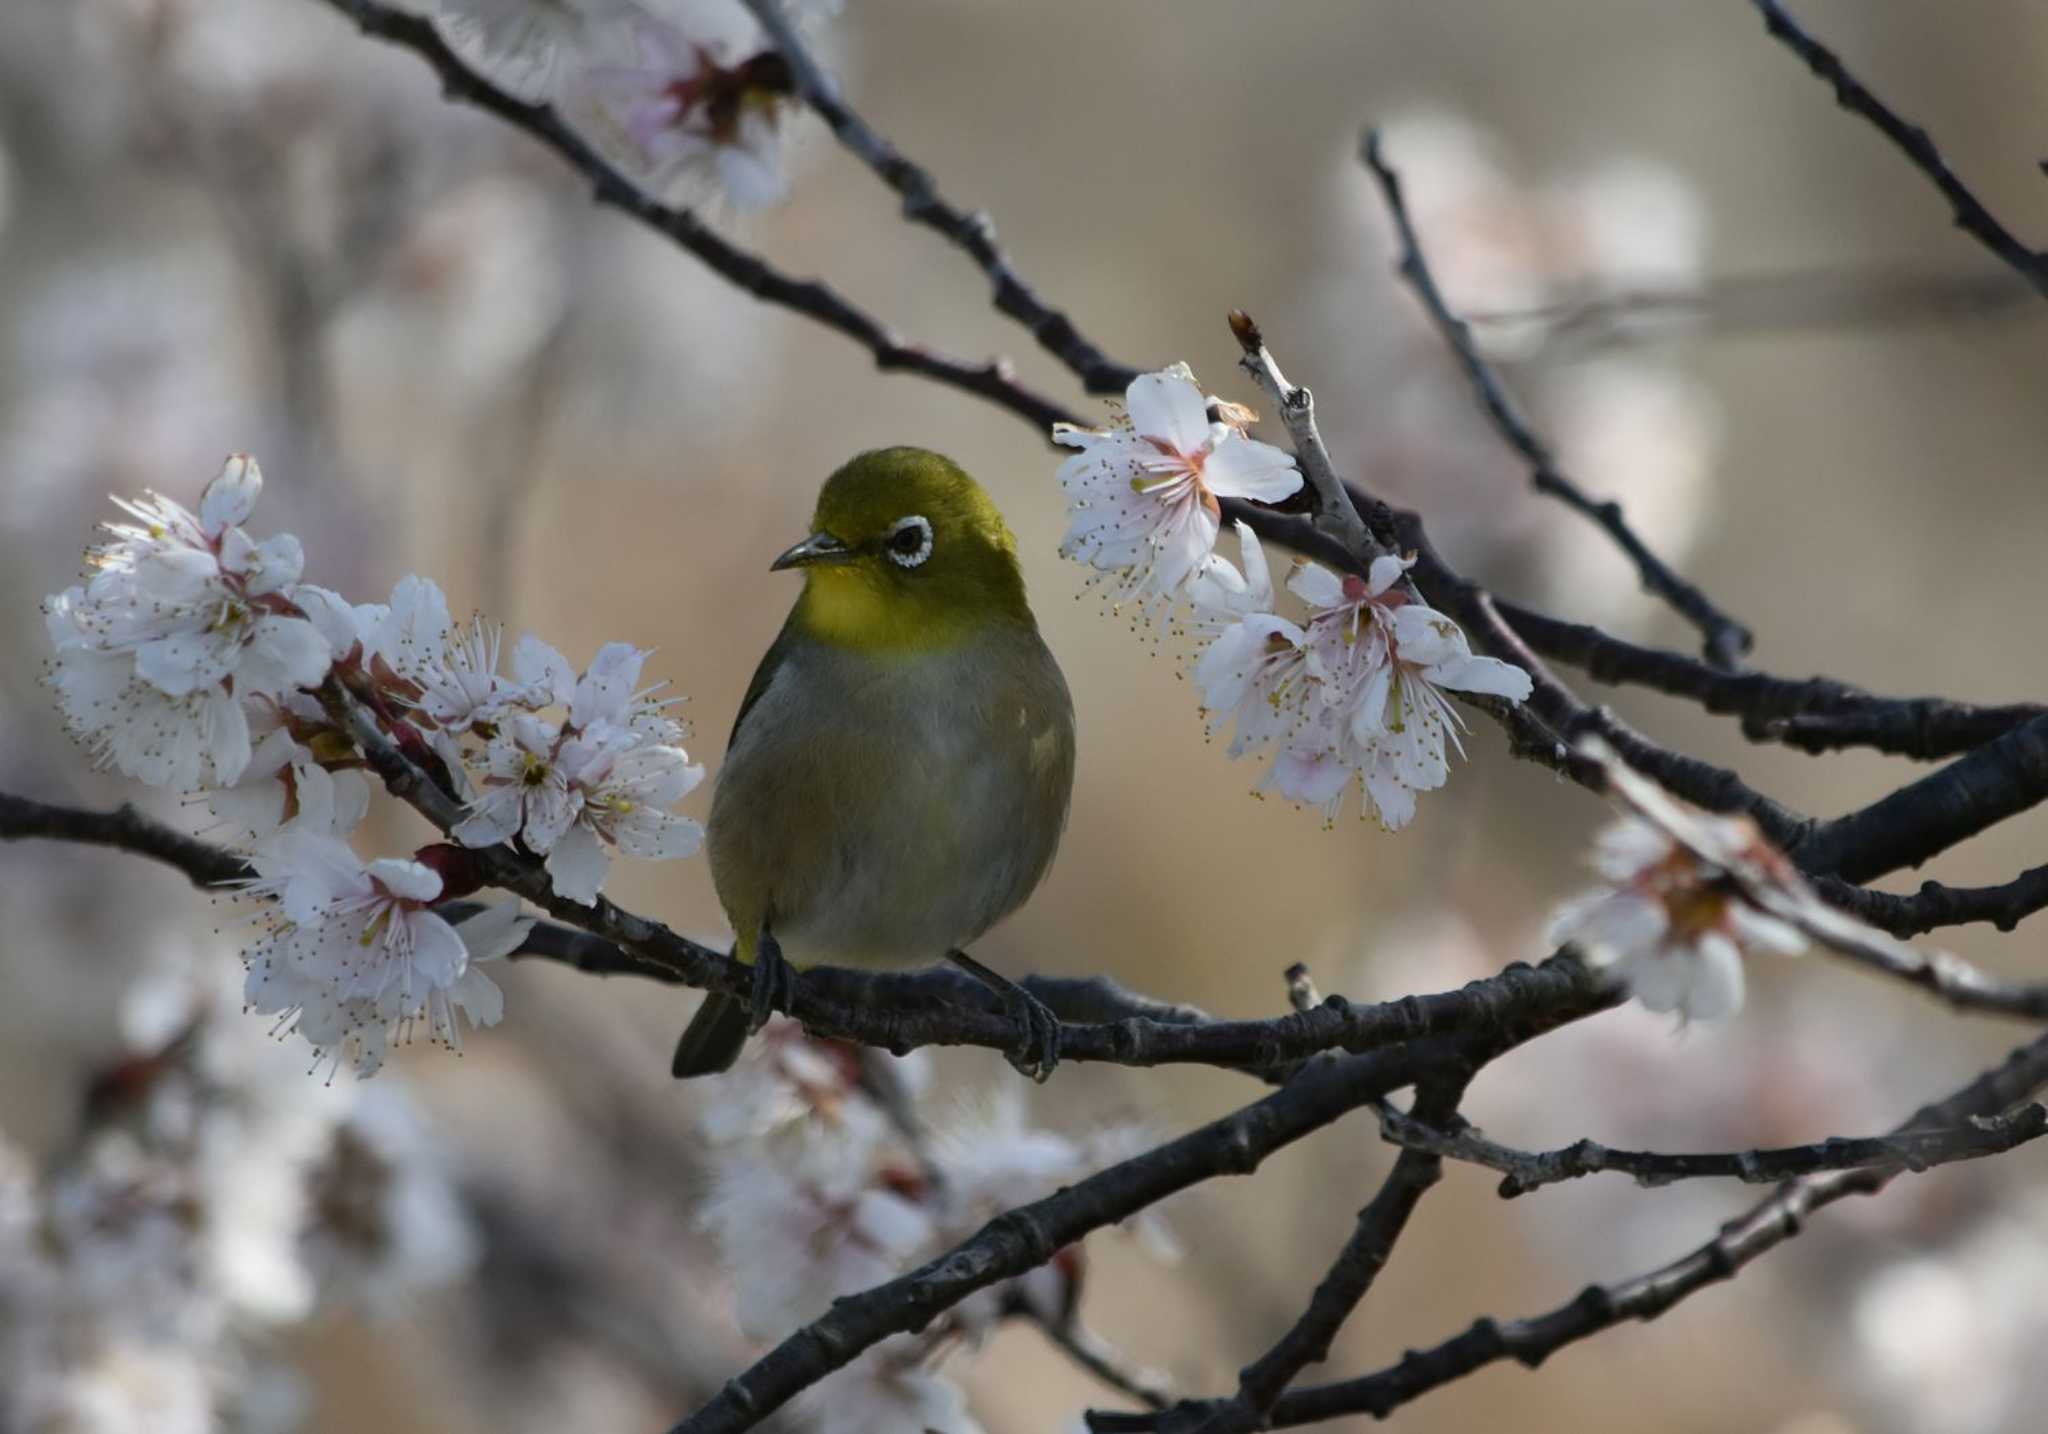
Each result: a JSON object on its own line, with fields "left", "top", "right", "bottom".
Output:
{"left": 1752, "top": 0, "right": 2048, "bottom": 298}
{"left": 1226, "top": 310, "right": 1379, "bottom": 560}
{"left": 1153, "top": 1079, "right": 1470, "bottom": 1434}
{"left": 1361, "top": 128, "right": 1754, "bottom": 669}
{"left": 1024, "top": 1310, "right": 1173, "bottom": 1412}
{"left": 739, "top": 0, "right": 1139, "bottom": 395}
{"left": 1375, "top": 1098, "right": 2048, "bottom": 1197}
{"left": 1098, "top": 1026, "right": 2048, "bottom": 1431}
{"left": 1814, "top": 865, "right": 2048, "bottom": 939}
{"left": 317, "top": 0, "right": 1085, "bottom": 438}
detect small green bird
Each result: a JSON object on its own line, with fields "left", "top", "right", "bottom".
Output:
{"left": 671, "top": 447, "right": 1076, "bottom": 1080}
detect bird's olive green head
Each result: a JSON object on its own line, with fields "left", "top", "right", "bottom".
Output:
{"left": 777, "top": 447, "right": 1034, "bottom": 652}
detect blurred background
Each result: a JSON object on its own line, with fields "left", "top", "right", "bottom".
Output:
{"left": 3, "top": 1, "right": 2047, "bottom": 1430}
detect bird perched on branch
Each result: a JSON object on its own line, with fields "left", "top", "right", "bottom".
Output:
{"left": 671, "top": 447, "right": 1076, "bottom": 1080}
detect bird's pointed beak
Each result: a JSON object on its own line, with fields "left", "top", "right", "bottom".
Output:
{"left": 770, "top": 531, "right": 853, "bottom": 572}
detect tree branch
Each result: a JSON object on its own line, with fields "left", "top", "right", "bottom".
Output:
{"left": 666, "top": 993, "right": 1609, "bottom": 1434}
{"left": 1793, "top": 713, "right": 2048, "bottom": 882}
{"left": 1814, "top": 864, "right": 2048, "bottom": 939}
{"left": 315, "top": 0, "right": 1085, "bottom": 439}
{"left": 1361, "top": 129, "right": 1754, "bottom": 669}
{"left": 1149, "top": 1078, "right": 1471, "bottom": 1434}
{"left": 739, "top": 0, "right": 1140, "bottom": 395}
{"left": 1226, "top": 310, "right": 1379, "bottom": 560}
{"left": 0, "top": 791, "right": 251, "bottom": 889}
{"left": 1503, "top": 602, "right": 2043, "bottom": 761}
{"left": 1100, "top": 1025, "right": 2048, "bottom": 1430}
{"left": 1376, "top": 1099, "right": 2048, "bottom": 1197}
{"left": 1751, "top": 0, "right": 2048, "bottom": 299}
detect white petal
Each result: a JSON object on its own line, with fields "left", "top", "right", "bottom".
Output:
{"left": 204, "top": 689, "right": 253, "bottom": 786}
{"left": 1424, "top": 653, "right": 1532, "bottom": 702}
{"left": 1286, "top": 561, "right": 1348, "bottom": 611}
{"left": 405, "top": 911, "right": 469, "bottom": 991}
{"left": 454, "top": 903, "right": 534, "bottom": 963}
{"left": 239, "top": 532, "right": 305, "bottom": 595}
{"left": 454, "top": 786, "right": 525, "bottom": 847}
{"left": 1367, "top": 553, "right": 1414, "bottom": 597}
{"left": 1682, "top": 934, "right": 1747, "bottom": 1021}
{"left": 1201, "top": 432, "right": 1303, "bottom": 503}
{"left": 289, "top": 584, "right": 363, "bottom": 657}
{"left": 135, "top": 630, "right": 236, "bottom": 697}
{"left": 367, "top": 858, "right": 443, "bottom": 904}
{"left": 522, "top": 779, "right": 581, "bottom": 852}
{"left": 513, "top": 634, "right": 575, "bottom": 707}
{"left": 544, "top": 823, "right": 611, "bottom": 903}
{"left": 1124, "top": 370, "right": 1211, "bottom": 456}
{"left": 571, "top": 642, "right": 648, "bottom": 730}
{"left": 239, "top": 615, "right": 332, "bottom": 696}
{"left": 200, "top": 454, "right": 262, "bottom": 535}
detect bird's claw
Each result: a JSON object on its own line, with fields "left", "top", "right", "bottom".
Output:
{"left": 1000, "top": 986, "right": 1062, "bottom": 1084}
{"left": 748, "top": 930, "right": 799, "bottom": 1035}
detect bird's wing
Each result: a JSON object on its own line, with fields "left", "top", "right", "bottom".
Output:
{"left": 728, "top": 610, "right": 803, "bottom": 749}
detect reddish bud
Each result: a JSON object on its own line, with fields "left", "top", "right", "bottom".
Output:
{"left": 414, "top": 843, "right": 486, "bottom": 901}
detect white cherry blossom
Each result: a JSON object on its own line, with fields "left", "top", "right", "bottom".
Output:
{"left": 568, "top": 2, "right": 796, "bottom": 209}
{"left": 1548, "top": 814, "right": 1805, "bottom": 1023}
{"left": 1055, "top": 366, "right": 1302, "bottom": 610}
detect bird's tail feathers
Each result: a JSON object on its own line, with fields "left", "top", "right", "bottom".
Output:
{"left": 671, "top": 992, "right": 751, "bottom": 1078}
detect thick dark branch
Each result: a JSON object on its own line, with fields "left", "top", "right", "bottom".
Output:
{"left": 667, "top": 992, "right": 1609, "bottom": 1434}
{"left": 1361, "top": 129, "right": 1753, "bottom": 668}
{"left": 1376, "top": 1099, "right": 2048, "bottom": 1197}
{"left": 1504, "top": 602, "right": 2044, "bottom": 760}
{"left": 316, "top": 0, "right": 1083, "bottom": 438}
{"left": 1815, "top": 865, "right": 2048, "bottom": 939}
{"left": 1150, "top": 1079, "right": 1470, "bottom": 1434}
{"left": 740, "top": 0, "right": 1139, "bottom": 395}
{"left": 0, "top": 792, "right": 251, "bottom": 889}
{"left": 1185, "top": 1026, "right": 2048, "bottom": 1430}
{"left": 1752, "top": 0, "right": 2048, "bottom": 299}
{"left": 1794, "top": 713, "right": 2048, "bottom": 882}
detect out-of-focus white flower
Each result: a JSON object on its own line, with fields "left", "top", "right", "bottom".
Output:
{"left": 1055, "top": 366, "right": 1301, "bottom": 612}
{"left": 701, "top": 1148, "right": 935, "bottom": 1339}
{"left": 1549, "top": 814, "right": 1805, "bottom": 1023}
{"left": 569, "top": 1, "right": 798, "bottom": 209}
{"left": 41, "top": 458, "right": 332, "bottom": 789}
{"left": 431, "top": 0, "right": 629, "bottom": 103}
{"left": 795, "top": 1337, "right": 985, "bottom": 1434}
{"left": 300, "top": 1083, "right": 480, "bottom": 1315}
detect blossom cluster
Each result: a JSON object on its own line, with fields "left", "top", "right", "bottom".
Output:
{"left": 0, "top": 982, "right": 473, "bottom": 1433}
{"left": 432, "top": 0, "right": 835, "bottom": 209}
{"left": 697, "top": 1020, "right": 1174, "bottom": 1434}
{"left": 1056, "top": 365, "right": 1533, "bottom": 829}
{"left": 43, "top": 458, "right": 705, "bottom": 1076}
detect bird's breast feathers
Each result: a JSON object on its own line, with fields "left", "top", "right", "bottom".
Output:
{"left": 706, "top": 629, "right": 1074, "bottom": 969}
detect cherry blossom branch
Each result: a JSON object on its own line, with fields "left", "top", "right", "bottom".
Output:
{"left": 1793, "top": 713, "right": 2048, "bottom": 882}
{"left": 315, "top": 0, "right": 1086, "bottom": 437}
{"left": 1097, "top": 1025, "right": 2048, "bottom": 1431}
{"left": 1751, "top": 0, "right": 2048, "bottom": 299}
{"left": 665, "top": 989, "right": 1610, "bottom": 1434}
{"left": 739, "top": 0, "right": 1140, "bottom": 395}
{"left": 0, "top": 791, "right": 251, "bottom": 889}
{"left": 1360, "top": 129, "right": 1755, "bottom": 670}
{"left": 1374, "top": 1099, "right": 2048, "bottom": 1197}
{"left": 1226, "top": 310, "right": 1380, "bottom": 560}
{"left": 1149, "top": 1079, "right": 1471, "bottom": 1434}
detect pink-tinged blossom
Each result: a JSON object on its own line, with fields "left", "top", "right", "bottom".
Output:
{"left": 570, "top": 3, "right": 797, "bottom": 210}
{"left": 430, "top": 0, "right": 632, "bottom": 104}
{"left": 1548, "top": 814, "right": 1805, "bottom": 1023}
{"left": 41, "top": 458, "right": 332, "bottom": 789}
{"left": 453, "top": 642, "right": 703, "bottom": 902}
{"left": 1055, "top": 366, "right": 1302, "bottom": 611}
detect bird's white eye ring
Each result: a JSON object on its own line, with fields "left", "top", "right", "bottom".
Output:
{"left": 886, "top": 514, "right": 934, "bottom": 568}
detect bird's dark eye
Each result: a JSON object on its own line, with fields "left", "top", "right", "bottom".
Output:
{"left": 886, "top": 515, "right": 934, "bottom": 569}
